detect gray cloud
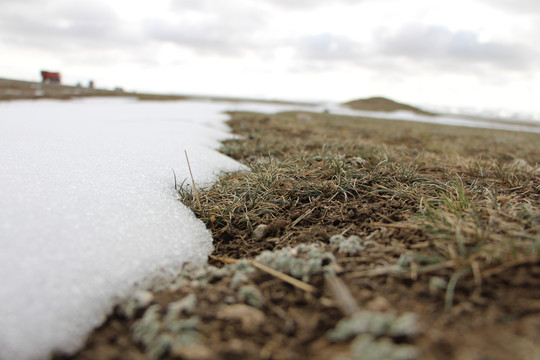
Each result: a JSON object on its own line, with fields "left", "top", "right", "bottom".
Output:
{"left": 170, "top": 0, "right": 370, "bottom": 11}
{"left": 169, "top": 0, "right": 222, "bottom": 11}
{"left": 376, "top": 25, "right": 537, "bottom": 71}
{"left": 144, "top": 20, "right": 248, "bottom": 56}
{"left": 295, "top": 33, "right": 362, "bottom": 61}
{"left": 262, "top": 0, "right": 368, "bottom": 9}
{"left": 0, "top": 1, "right": 138, "bottom": 52}
{"left": 2, "top": 0, "right": 537, "bottom": 79}
{"left": 147, "top": 1, "right": 269, "bottom": 56}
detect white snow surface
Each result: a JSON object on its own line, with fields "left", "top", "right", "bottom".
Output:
{"left": 0, "top": 97, "right": 319, "bottom": 360}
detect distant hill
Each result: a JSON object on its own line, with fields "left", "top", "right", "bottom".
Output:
{"left": 343, "top": 97, "right": 435, "bottom": 116}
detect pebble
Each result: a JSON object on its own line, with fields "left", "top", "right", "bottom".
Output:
{"left": 253, "top": 224, "right": 268, "bottom": 240}
{"left": 217, "top": 304, "right": 266, "bottom": 332}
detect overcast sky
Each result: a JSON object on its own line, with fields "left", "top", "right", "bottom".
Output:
{"left": 1, "top": 0, "right": 539, "bottom": 116}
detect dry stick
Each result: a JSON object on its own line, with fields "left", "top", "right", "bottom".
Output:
{"left": 471, "top": 261, "right": 482, "bottom": 286}
{"left": 250, "top": 261, "right": 317, "bottom": 293}
{"left": 209, "top": 255, "right": 238, "bottom": 264}
{"left": 325, "top": 276, "right": 359, "bottom": 316}
{"left": 409, "top": 241, "right": 430, "bottom": 249}
{"left": 481, "top": 257, "right": 539, "bottom": 278}
{"left": 348, "top": 265, "right": 404, "bottom": 278}
{"left": 290, "top": 207, "right": 316, "bottom": 227}
{"left": 209, "top": 255, "right": 317, "bottom": 293}
{"left": 368, "top": 222, "right": 419, "bottom": 230}
{"left": 339, "top": 225, "right": 353, "bottom": 237}
{"left": 349, "top": 261, "right": 454, "bottom": 278}
{"left": 184, "top": 150, "right": 201, "bottom": 209}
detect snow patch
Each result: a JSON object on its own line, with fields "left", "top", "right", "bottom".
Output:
{"left": 0, "top": 98, "right": 317, "bottom": 360}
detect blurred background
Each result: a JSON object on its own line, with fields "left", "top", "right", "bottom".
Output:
{"left": 1, "top": 0, "right": 538, "bottom": 119}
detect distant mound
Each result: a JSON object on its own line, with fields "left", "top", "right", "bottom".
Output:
{"left": 343, "top": 97, "right": 435, "bottom": 116}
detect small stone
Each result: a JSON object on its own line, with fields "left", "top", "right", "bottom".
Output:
{"left": 366, "top": 296, "right": 391, "bottom": 312}
{"left": 217, "top": 304, "right": 266, "bottom": 332}
{"left": 429, "top": 276, "right": 447, "bottom": 296}
{"left": 253, "top": 224, "right": 268, "bottom": 240}
{"left": 512, "top": 158, "right": 533, "bottom": 170}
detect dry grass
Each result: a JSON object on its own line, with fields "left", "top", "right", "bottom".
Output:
{"left": 182, "top": 111, "right": 540, "bottom": 274}
{"left": 69, "top": 109, "right": 540, "bottom": 360}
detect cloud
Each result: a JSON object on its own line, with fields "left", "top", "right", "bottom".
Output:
{"left": 481, "top": 0, "right": 540, "bottom": 14}
{"left": 376, "top": 25, "right": 537, "bottom": 71}
{"left": 295, "top": 33, "right": 362, "bottom": 62}
{"left": 146, "top": 1, "right": 269, "bottom": 56}
{"left": 261, "top": 0, "right": 374, "bottom": 9}
{"left": 170, "top": 0, "right": 370, "bottom": 10}
{"left": 0, "top": 0, "right": 40, "bottom": 4}
{"left": 144, "top": 20, "right": 245, "bottom": 56}
{"left": 0, "top": 1, "right": 138, "bottom": 52}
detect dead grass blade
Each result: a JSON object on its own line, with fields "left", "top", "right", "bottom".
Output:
{"left": 184, "top": 150, "right": 201, "bottom": 209}
{"left": 325, "top": 276, "right": 359, "bottom": 316}
{"left": 209, "top": 255, "right": 317, "bottom": 293}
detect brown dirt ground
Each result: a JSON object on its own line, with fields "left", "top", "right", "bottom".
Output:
{"left": 57, "top": 111, "right": 540, "bottom": 360}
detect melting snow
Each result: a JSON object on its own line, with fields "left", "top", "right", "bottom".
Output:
{"left": 0, "top": 97, "right": 317, "bottom": 360}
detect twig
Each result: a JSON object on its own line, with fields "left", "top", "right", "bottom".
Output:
{"left": 325, "top": 276, "right": 359, "bottom": 316}
{"left": 209, "top": 255, "right": 317, "bottom": 293}
{"left": 184, "top": 150, "right": 201, "bottom": 209}
{"left": 209, "top": 255, "right": 238, "bottom": 264}
{"left": 481, "top": 257, "right": 539, "bottom": 278}
{"left": 368, "top": 222, "right": 419, "bottom": 230}
{"left": 471, "top": 261, "right": 482, "bottom": 287}
{"left": 349, "top": 261, "right": 454, "bottom": 278}
{"left": 339, "top": 225, "right": 353, "bottom": 237}
{"left": 348, "top": 265, "right": 404, "bottom": 278}
{"left": 291, "top": 207, "right": 316, "bottom": 227}
{"left": 250, "top": 260, "right": 317, "bottom": 293}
